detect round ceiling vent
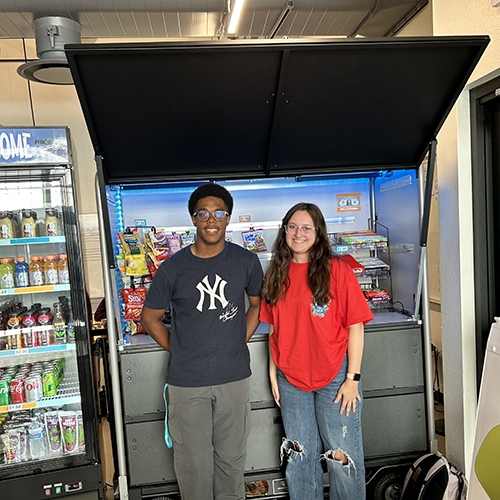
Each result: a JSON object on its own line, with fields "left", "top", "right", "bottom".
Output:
{"left": 17, "top": 16, "right": 81, "bottom": 85}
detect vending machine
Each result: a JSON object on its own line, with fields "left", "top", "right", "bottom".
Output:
{"left": 0, "top": 128, "right": 103, "bottom": 499}
{"left": 65, "top": 36, "right": 489, "bottom": 500}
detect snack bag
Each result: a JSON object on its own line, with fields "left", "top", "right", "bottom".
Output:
{"left": 125, "top": 254, "right": 149, "bottom": 276}
{"left": 59, "top": 411, "right": 78, "bottom": 454}
{"left": 242, "top": 229, "right": 267, "bottom": 252}
{"left": 225, "top": 231, "right": 234, "bottom": 243}
{"left": 118, "top": 230, "right": 144, "bottom": 255}
{"left": 44, "top": 411, "right": 63, "bottom": 456}
{"left": 166, "top": 234, "right": 182, "bottom": 254}
{"left": 148, "top": 231, "right": 171, "bottom": 262}
{"left": 122, "top": 287, "right": 147, "bottom": 321}
{"left": 180, "top": 231, "right": 196, "bottom": 248}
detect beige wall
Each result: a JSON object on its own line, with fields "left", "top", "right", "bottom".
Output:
{"left": 432, "top": 0, "right": 500, "bottom": 475}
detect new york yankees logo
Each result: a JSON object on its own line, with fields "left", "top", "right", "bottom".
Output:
{"left": 196, "top": 274, "right": 228, "bottom": 312}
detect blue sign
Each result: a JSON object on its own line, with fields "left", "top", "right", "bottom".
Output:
{"left": 0, "top": 128, "right": 70, "bottom": 165}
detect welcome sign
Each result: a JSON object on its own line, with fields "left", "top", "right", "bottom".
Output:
{"left": 0, "top": 128, "right": 70, "bottom": 165}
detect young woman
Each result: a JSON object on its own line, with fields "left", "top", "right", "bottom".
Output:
{"left": 260, "top": 202, "right": 373, "bottom": 500}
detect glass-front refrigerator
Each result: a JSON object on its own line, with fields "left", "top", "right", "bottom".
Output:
{"left": 0, "top": 127, "right": 102, "bottom": 500}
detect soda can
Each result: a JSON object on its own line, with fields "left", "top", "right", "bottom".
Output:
{"left": 24, "top": 374, "right": 43, "bottom": 402}
{"left": 42, "top": 370, "right": 57, "bottom": 397}
{"left": 9, "top": 378, "right": 25, "bottom": 404}
{"left": 0, "top": 378, "right": 10, "bottom": 405}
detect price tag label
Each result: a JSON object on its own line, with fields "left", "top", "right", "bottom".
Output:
{"left": 15, "top": 349, "right": 29, "bottom": 356}
{"left": 336, "top": 245, "right": 349, "bottom": 253}
{"left": 9, "top": 404, "right": 22, "bottom": 412}
{"left": 0, "top": 290, "right": 8, "bottom": 296}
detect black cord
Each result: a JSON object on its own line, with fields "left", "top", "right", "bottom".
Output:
{"left": 387, "top": 300, "right": 411, "bottom": 317}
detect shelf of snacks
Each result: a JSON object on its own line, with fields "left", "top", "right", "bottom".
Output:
{"left": 362, "top": 287, "right": 391, "bottom": 309}
{"left": 341, "top": 255, "right": 390, "bottom": 279}
{"left": 0, "top": 284, "right": 70, "bottom": 297}
{"left": 0, "top": 236, "right": 66, "bottom": 247}
{"left": 329, "top": 230, "right": 388, "bottom": 253}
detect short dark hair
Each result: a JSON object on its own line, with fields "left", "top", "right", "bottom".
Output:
{"left": 188, "top": 183, "right": 234, "bottom": 215}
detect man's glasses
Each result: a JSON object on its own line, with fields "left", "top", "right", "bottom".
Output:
{"left": 285, "top": 223, "right": 316, "bottom": 236}
{"left": 193, "top": 210, "right": 229, "bottom": 222}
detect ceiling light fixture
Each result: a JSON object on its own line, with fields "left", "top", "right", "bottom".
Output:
{"left": 17, "top": 16, "right": 81, "bottom": 85}
{"left": 227, "top": 0, "right": 245, "bottom": 34}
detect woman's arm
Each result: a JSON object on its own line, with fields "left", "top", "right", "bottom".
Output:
{"left": 268, "top": 325, "right": 280, "bottom": 407}
{"left": 334, "top": 321, "right": 365, "bottom": 416}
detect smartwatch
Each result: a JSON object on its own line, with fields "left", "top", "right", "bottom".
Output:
{"left": 346, "top": 372, "right": 361, "bottom": 381}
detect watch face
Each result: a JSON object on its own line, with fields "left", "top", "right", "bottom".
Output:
{"left": 353, "top": 373, "right": 361, "bottom": 381}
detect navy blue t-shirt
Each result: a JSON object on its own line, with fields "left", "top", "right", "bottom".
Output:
{"left": 144, "top": 242, "right": 263, "bottom": 387}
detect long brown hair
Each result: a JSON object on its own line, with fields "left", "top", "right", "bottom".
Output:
{"left": 261, "top": 202, "right": 335, "bottom": 307}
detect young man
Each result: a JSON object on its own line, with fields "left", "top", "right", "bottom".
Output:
{"left": 141, "top": 183, "right": 263, "bottom": 500}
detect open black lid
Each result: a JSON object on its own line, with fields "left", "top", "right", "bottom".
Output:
{"left": 65, "top": 37, "right": 488, "bottom": 184}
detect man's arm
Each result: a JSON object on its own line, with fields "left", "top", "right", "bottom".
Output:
{"left": 246, "top": 295, "right": 261, "bottom": 342}
{"left": 140, "top": 306, "right": 171, "bottom": 352}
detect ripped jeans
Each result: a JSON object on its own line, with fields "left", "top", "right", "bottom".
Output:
{"left": 278, "top": 355, "right": 365, "bottom": 500}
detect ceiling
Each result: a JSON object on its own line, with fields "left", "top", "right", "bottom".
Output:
{"left": 0, "top": 0, "right": 428, "bottom": 40}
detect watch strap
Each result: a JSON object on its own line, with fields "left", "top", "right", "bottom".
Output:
{"left": 346, "top": 372, "right": 361, "bottom": 381}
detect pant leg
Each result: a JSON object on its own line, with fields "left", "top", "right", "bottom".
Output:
{"left": 212, "top": 377, "right": 251, "bottom": 500}
{"left": 315, "top": 355, "right": 366, "bottom": 500}
{"left": 167, "top": 384, "right": 214, "bottom": 500}
{"left": 278, "top": 370, "right": 324, "bottom": 500}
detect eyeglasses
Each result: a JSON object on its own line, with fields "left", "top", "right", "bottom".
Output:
{"left": 285, "top": 223, "right": 316, "bottom": 236}
{"left": 193, "top": 210, "right": 229, "bottom": 222}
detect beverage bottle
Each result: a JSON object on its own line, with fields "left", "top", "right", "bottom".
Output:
{"left": 0, "top": 211, "right": 14, "bottom": 239}
{"left": 53, "top": 303, "right": 67, "bottom": 345}
{"left": 28, "top": 424, "right": 46, "bottom": 459}
{"left": 9, "top": 211, "right": 21, "bottom": 238}
{"left": 6, "top": 258, "right": 15, "bottom": 275}
{"left": 0, "top": 258, "right": 15, "bottom": 289}
{"left": 14, "top": 257, "right": 29, "bottom": 287}
{"left": 44, "top": 255, "right": 58, "bottom": 285}
{"left": 67, "top": 310, "right": 75, "bottom": 343}
{"left": 21, "top": 209, "right": 37, "bottom": 238}
{"left": 45, "top": 209, "right": 60, "bottom": 236}
{"left": 57, "top": 254, "right": 69, "bottom": 284}
{"left": 29, "top": 256, "right": 44, "bottom": 286}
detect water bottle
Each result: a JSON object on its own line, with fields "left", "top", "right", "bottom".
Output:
{"left": 28, "top": 425, "right": 46, "bottom": 459}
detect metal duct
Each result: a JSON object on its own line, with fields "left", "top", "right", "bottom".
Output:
{"left": 17, "top": 16, "right": 81, "bottom": 85}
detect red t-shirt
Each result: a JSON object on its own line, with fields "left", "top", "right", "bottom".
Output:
{"left": 260, "top": 258, "right": 373, "bottom": 391}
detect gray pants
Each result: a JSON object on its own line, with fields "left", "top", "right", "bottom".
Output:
{"left": 167, "top": 377, "right": 251, "bottom": 500}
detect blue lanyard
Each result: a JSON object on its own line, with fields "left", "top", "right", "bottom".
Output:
{"left": 163, "top": 383, "right": 173, "bottom": 448}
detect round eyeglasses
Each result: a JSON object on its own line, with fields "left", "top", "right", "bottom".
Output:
{"left": 285, "top": 223, "right": 316, "bottom": 236}
{"left": 193, "top": 210, "right": 229, "bottom": 222}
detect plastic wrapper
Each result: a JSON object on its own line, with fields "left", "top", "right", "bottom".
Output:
{"left": 225, "top": 231, "right": 234, "bottom": 243}
{"left": 59, "top": 411, "right": 78, "bottom": 454}
{"left": 180, "top": 231, "right": 195, "bottom": 248}
{"left": 122, "top": 287, "right": 146, "bottom": 321}
{"left": 118, "top": 230, "right": 144, "bottom": 255}
{"left": 146, "top": 231, "right": 170, "bottom": 262}
{"left": 44, "top": 411, "right": 63, "bottom": 456}
{"left": 125, "top": 254, "right": 149, "bottom": 276}
{"left": 242, "top": 229, "right": 267, "bottom": 252}
{"left": 167, "top": 234, "right": 182, "bottom": 254}
{"left": 77, "top": 411, "right": 85, "bottom": 452}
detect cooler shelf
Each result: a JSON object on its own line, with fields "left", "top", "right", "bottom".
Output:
{"left": 0, "top": 284, "right": 70, "bottom": 297}
{"left": 0, "top": 343, "right": 76, "bottom": 359}
{"left": 0, "top": 373, "right": 81, "bottom": 414}
{"left": 0, "top": 236, "right": 66, "bottom": 246}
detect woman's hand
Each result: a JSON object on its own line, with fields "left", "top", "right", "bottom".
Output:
{"left": 270, "top": 366, "right": 281, "bottom": 407}
{"left": 334, "top": 379, "right": 361, "bottom": 416}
